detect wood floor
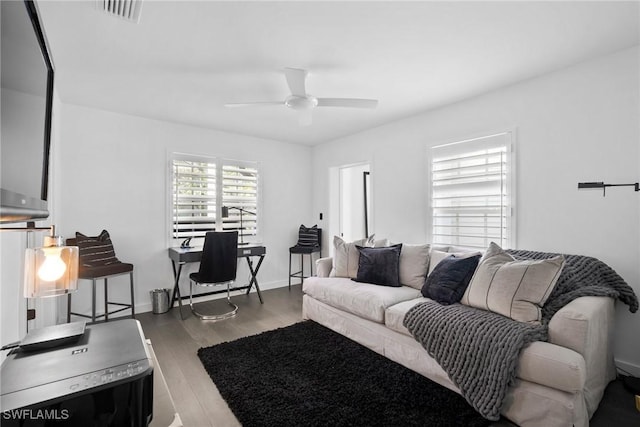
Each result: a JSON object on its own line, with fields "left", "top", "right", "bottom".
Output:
{"left": 137, "top": 284, "right": 640, "bottom": 427}
{"left": 138, "top": 285, "right": 305, "bottom": 427}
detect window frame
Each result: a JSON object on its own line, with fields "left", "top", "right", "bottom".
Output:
{"left": 168, "top": 152, "right": 261, "bottom": 246}
{"left": 427, "top": 130, "right": 516, "bottom": 250}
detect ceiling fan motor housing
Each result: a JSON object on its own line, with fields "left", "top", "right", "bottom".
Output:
{"left": 285, "top": 95, "right": 318, "bottom": 110}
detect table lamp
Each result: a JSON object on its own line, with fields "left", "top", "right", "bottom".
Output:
{"left": 23, "top": 227, "right": 79, "bottom": 298}
{"left": 221, "top": 206, "right": 256, "bottom": 245}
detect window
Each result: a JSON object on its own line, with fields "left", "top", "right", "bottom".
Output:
{"left": 171, "top": 154, "right": 259, "bottom": 242}
{"left": 429, "top": 132, "right": 514, "bottom": 249}
{"left": 220, "top": 162, "right": 259, "bottom": 237}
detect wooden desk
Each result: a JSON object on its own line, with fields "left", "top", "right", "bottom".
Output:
{"left": 167, "top": 245, "right": 266, "bottom": 309}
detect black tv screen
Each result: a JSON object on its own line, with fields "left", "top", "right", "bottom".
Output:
{"left": 1, "top": 0, "right": 54, "bottom": 223}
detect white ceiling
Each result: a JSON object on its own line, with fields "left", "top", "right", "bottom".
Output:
{"left": 37, "top": 1, "right": 639, "bottom": 145}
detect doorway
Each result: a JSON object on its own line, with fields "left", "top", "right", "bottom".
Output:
{"left": 338, "top": 163, "right": 371, "bottom": 242}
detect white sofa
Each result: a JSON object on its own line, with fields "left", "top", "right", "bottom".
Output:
{"left": 302, "top": 253, "right": 617, "bottom": 427}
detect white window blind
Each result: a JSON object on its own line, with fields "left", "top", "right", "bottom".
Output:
{"left": 172, "top": 158, "right": 217, "bottom": 239}
{"left": 171, "top": 155, "right": 260, "bottom": 242}
{"left": 221, "top": 163, "right": 259, "bottom": 239}
{"left": 430, "top": 132, "right": 513, "bottom": 249}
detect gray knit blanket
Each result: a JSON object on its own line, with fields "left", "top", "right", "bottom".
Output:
{"left": 506, "top": 250, "right": 638, "bottom": 322}
{"left": 403, "top": 251, "right": 638, "bottom": 421}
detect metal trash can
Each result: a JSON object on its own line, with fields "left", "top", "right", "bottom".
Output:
{"left": 150, "top": 288, "right": 170, "bottom": 314}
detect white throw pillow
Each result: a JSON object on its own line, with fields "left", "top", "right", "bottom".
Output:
{"left": 332, "top": 235, "right": 375, "bottom": 278}
{"left": 461, "top": 242, "right": 565, "bottom": 324}
{"left": 399, "top": 244, "right": 431, "bottom": 290}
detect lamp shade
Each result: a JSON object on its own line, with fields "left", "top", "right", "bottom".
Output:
{"left": 24, "top": 245, "right": 79, "bottom": 298}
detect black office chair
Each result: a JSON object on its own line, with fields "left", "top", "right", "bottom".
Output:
{"left": 187, "top": 231, "right": 239, "bottom": 321}
{"left": 67, "top": 230, "right": 135, "bottom": 323}
{"left": 289, "top": 226, "right": 322, "bottom": 289}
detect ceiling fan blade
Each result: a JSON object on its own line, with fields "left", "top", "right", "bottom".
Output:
{"left": 316, "top": 98, "right": 378, "bottom": 109}
{"left": 224, "top": 101, "right": 284, "bottom": 108}
{"left": 284, "top": 68, "right": 307, "bottom": 97}
{"left": 298, "top": 109, "right": 313, "bottom": 126}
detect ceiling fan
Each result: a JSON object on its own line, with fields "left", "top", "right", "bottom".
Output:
{"left": 224, "top": 68, "right": 378, "bottom": 126}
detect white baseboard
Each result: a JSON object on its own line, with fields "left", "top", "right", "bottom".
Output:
{"left": 58, "top": 280, "right": 291, "bottom": 323}
{"left": 615, "top": 358, "right": 640, "bottom": 377}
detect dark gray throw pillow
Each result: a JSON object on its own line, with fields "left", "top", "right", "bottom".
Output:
{"left": 353, "top": 244, "right": 403, "bottom": 287}
{"left": 76, "top": 230, "right": 120, "bottom": 267}
{"left": 421, "top": 254, "right": 481, "bottom": 304}
{"left": 297, "top": 224, "right": 319, "bottom": 247}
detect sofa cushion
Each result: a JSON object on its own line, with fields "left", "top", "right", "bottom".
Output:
{"left": 517, "top": 342, "right": 586, "bottom": 393}
{"left": 398, "top": 243, "right": 431, "bottom": 290}
{"left": 384, "top": 296, "right": 586, "bottom": 393}
{"left": 354, "top": 244, "right": 402, "bottom": 287}
{"left": 385, "top": 297, "right": 430, "bottom": 336}
{"left": 303, "top": 277, "right": 421, "bottom": 323}
{"left": 421, "top": 254, "right": 481, "bottom": 305}
{"left": 332, "top": 235, "right": 375, "bottom": 278}
{"left": 461, "top": 242, "right": 565, "bottom": 323}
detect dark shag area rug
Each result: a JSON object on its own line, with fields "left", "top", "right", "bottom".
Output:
{"left": 197, "top": 321, "right": 490, "bottom": 427}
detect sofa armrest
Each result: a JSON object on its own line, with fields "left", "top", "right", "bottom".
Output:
{"left": 548, "top": 296, "right": 616, "bottom": 415}
{"left": 315, "top": 257, "right": 333, "bottom": 277}
{"left": 548, "top": 296, "right": 614, "bottom": 358}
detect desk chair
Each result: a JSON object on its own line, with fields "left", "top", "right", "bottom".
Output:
{"left": 289, "top": 226, "right": 322, "bottom": 289}
{"left": 66, "top": 230, "right": 135, "bottom": 323}
{"left": 187, "top": 231, "right": 239, "bottom": 321}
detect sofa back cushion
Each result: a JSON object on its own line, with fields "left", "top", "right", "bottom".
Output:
{"left": 398, "top": 243, "right": 431, "bottom": 289}
{"left": 332, "top": 235, "right": 375, "bottom": 278}
{"left": 428, "top": 249, "right": 480, "bottom": 275}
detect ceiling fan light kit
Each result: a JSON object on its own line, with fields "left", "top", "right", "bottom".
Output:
{"left": 285, "top": 95, "right": 319, "bottom": 110}
{"left": 225, "top": 67, "right": 378, "bottom": 126}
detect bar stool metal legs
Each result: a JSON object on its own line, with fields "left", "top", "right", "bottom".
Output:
{"left": 289, "top": 252, "right": 317, "bottom": 290}
{"left": 67, "top": 272, "right": 135, "bottom": 323}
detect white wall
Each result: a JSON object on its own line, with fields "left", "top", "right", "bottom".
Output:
{"left": 1, "top": 90, "right": 62, "bottom": 358}
{"left": 56, "top": 104, "right": 313, "bottom": 317}
{"left": 312, "top": 47, "right": 640, "bottom": 372}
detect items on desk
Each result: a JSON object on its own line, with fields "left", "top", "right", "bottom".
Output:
{"left": 180, "top": 237, "right": 192, "bottom": 248}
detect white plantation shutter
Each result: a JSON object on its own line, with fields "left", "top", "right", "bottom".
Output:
{"left": 170, "top": 155, "right": 260, "bottom": 242}
{"left": 172, "top": 157, "right": 217, "bottom": 239}
{"left": 221, "top": 162, "right": 259, "bottom": 239}
{"left": 430, "top": 132, "right": 514, "bottom": 249}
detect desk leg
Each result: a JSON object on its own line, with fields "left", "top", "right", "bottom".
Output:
{"left": 170, "top": 261, "right": 184, "bottom": 311}
{"left": 245, "top": 255, "right": 264, "bottom": 304}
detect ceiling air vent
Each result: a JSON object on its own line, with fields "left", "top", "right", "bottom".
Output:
{"left": 96, "top": 0, "right": 143, "bottom": 23}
